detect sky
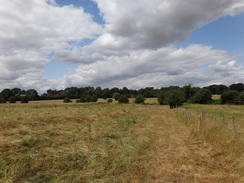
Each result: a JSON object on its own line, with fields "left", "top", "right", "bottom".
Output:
{"left": 0, "top": 0, "right": 244, "bottom": 93}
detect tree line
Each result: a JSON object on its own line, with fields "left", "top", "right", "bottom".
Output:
{"left": 0, "top": 83, "right": 244, "bottom": 107}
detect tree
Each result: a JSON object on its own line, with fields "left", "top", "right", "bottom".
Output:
{"left": 0, "top": 97, "right": 6, "bottom": 103}
{"left": 0, "top": 88, "right": 13, "bottom": 101}
{"left": 113, "top": 92, "right": 121, "bottom": 101}
{"left": 205, "top": 84, "right": 228, "bottom": 94}
{"left": 229, "top": 83, "right": 244, "bottom": 92}
{"left": 64, "top": 87, "right": 80, "bottom": 98}
{"left": 166, "top": 90, "right": 185, "bottom": 109}
{"left": 239, "top": 92, "right": 244, "bottom": 104}
{"left": 157, "top": 92, "right": 166, "bottom": 105}
{"left": 91, "top": 95, "right": 98, "bottom": 102}
{"left": 102, "top": 88, "right": 111, "bottom": 99}
{"left": 63, "top": 97, "right": 72, "bottom": 103}
{"left": 135, "top": 94, "right": 145, "bottom": 104}
{"left": 85, "top": 95, "right": 92, "bottom": 102}
{"left": 8, "top": 96, "right": 17, "bottom": 103}
{"left": 76, "top": 97, "right": 86, "bottom": 103}
{"left": 20, "top": 96, "right": 29, "bottom": 103}
{"left": 11, "top": 88, "right": 22, "bottom": 96}
{"left": 183, "top": 84, "right": 198, "bottom": 101}
{"left": 221, "top": 90, "right": 240, "bottom": 104}
{"left": 118, "top": 95, "right": 129, "bottom": 104}
{"left": 189, "top": 89, "right": 212, "bottom": 104}
{"left": 26, "top": 89, "right": 39, "bottom": 100}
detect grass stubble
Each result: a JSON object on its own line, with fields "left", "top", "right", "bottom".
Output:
{"left": 0, "top": 100, "right": 244, "bottom": 182}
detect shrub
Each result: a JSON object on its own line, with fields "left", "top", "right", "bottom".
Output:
{"left": 107, "top": 98, "right": 113, "bottom": 103}
{"left": 157, "top": 93, "right": 166, "bottom": 105}
{"left": 118, "top": 95, "right": 129, "bottom": 104}
{"left": 79, "top": 97, "right": 86, "bottom": 103}
{"left": 8, "top": 96, "right": 17, "bottom": 103}
{"left": 0, "top": 97, "right": 6, "bottom": 103}
{"left": 240, "top": 92, "right": 244, "bottom": 104}
{"left": 91, "top": 95, "right": 98, "bottom": 102}
{"left": 20, "top": 96, "right": 29, "bottom": 103}
{"left": 113, "top": 92, "right": 121, "bottom": 101}
{"left": 166, "top": 90, "right": 185, "bottom": 109}
{"left": 135, "top": 94, "right": 145, "bottom": 104}
{"left": 189, "top": 89, "right": 212, "bottom": 104}
{"left": 85, "top": 96, "right": 91, "bottom": 102}
{"left": 63, "top": 97, "right": 72, "bottom": 103}
{"left": 221, "top": 90, "right": 240, "bottom": 104}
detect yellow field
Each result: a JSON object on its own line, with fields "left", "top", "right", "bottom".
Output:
{"left": 0, "top": 101, "right": 244, "bottom": 182}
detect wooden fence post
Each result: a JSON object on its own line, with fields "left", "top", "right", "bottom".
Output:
{"left": 198, "top": 115, "right": 201, "bottom": 132}
{"left": 231, "top": 116, "right": 237, "bottom": 139}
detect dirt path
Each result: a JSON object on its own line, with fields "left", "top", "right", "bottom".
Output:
{"left": 147, "top": 109, "right": 243, "bottom": 183}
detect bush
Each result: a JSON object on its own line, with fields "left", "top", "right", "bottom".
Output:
{"left": 113, "top": 92, "right": 121, "bottom": 101}
{"left": 221, "top": 90, "right": 240, "bottom": 104}
{"left": 20, "top": 96, "right": 29, "bottom": 103}
{"left": 166, "top": 90, "right": 185, "bottom": 109}
{"left": 8, "top": 96, "right": 17, "bottom": 103}
{"left": 85, "top": 96, "right": 91, "bottom": 102}
{"left": 63, "top": 97, "right": 72, "bottom": 103}
{"left": 118, "top": 95, "right": 129, "bottom": 104}
{"left": 0, "top": 97, "right": 6, "bottom": 103}
{"left": 90, "top": 95, "right": 98, "bottom": 102}
{"left": 107, "top": 98, "right": 113, "bottom": 103}
{"left": 240, "top": 92, "right": 244, "bottom": 104}
{"left": 76, "top": 97, "right": 86, "bottom": 103}
{"left": 135, "top": 94, "right": 145, "bottom": 104}
{"left": 189, "top": 89, "right": 212, "bottom": 104}
{"left": 157, "top": 93, "right": 166, "bottom": 105}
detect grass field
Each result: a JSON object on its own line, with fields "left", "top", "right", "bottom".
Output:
{"left": 0, "top": 100, "right": 244, "bottom": 182}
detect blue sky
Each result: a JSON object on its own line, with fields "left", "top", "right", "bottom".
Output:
{"left": 180, "top": 12, "right": 244, "bottom": 55}
{"left": 0, "top": 0, "right": 244, "bottom": 92}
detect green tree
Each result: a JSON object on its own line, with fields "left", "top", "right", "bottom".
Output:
{"left": 157, "top": 92, "right": 166, "bottom": 105}
{"left": 135, "top": 94, "right": 145, "bottom": 104}
{"left": 26, "top": 89, "right": 39, "bottom": 100}
{"left": 118, "top": 95, "right": 129, "bottom": 104}
{"left": 20, "top": 96, "right": 29, "bottom": 103}
{"left": 229, "top": 83, "right": 244, "bottom": 92}
{"left": 0, "top": 97, "right": 6, "bottom": 103}
{"left": 8, "top": 96, "right": 17, "bottom": 103}
{"left": 85, "top": 95, "right": 92, "bottom": 102}
{"left": 63, "top": 97, "right": 72, "bottom": 103}
{"left": 221, "top": 90, "right": 240, "bottom": 104}
{"left": 91, "top": 95, "right": 98, "bottom": 102}
{"left": 166, "top": 90, "right": 185, "bottom": 109}
{"left": 189, "top": 89, "right": 212, "bottom": 104}
{"left": 11, "top": 88, "right": 22, "bottom": 96}
{"left": 239, "top": 92, "right": 244, "bottom": 104}
{"left": 113, "top": 92, "right": 121, "bottom": 101}
{"left": 0, "top": 88, "right": 13, "bottom": 101}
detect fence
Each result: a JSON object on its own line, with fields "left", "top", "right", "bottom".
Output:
{"left": 177, "top": 108, "right": 244, "bottom": 140}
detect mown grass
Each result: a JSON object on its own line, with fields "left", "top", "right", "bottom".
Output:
{"left": 0, "top": 100, "right": 244, "bottom": 182}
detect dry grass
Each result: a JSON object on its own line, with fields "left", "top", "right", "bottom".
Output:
{"left": 0, "top": 101, "right": 244, "bottom": 182}
{"left": 212, "top": 95, "right": 221, "bottom": 100}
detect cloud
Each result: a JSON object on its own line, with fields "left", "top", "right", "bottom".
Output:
{"left": 54, "top": 0, "right": 244, "bottom": 64}
{"left": 92, "top": 0, "right": 244, "bottom": 49}
{"left": 0, "top": 0, "right": 244, "bottom": 92}
{"left": 0, "top": 0, "right": 102, "bottom": 89}
{"left": 209, "top": 60, "right": 243, "bottom": 72}
{"left": 48, "top": 44, "right": 242, "bottom": 90}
